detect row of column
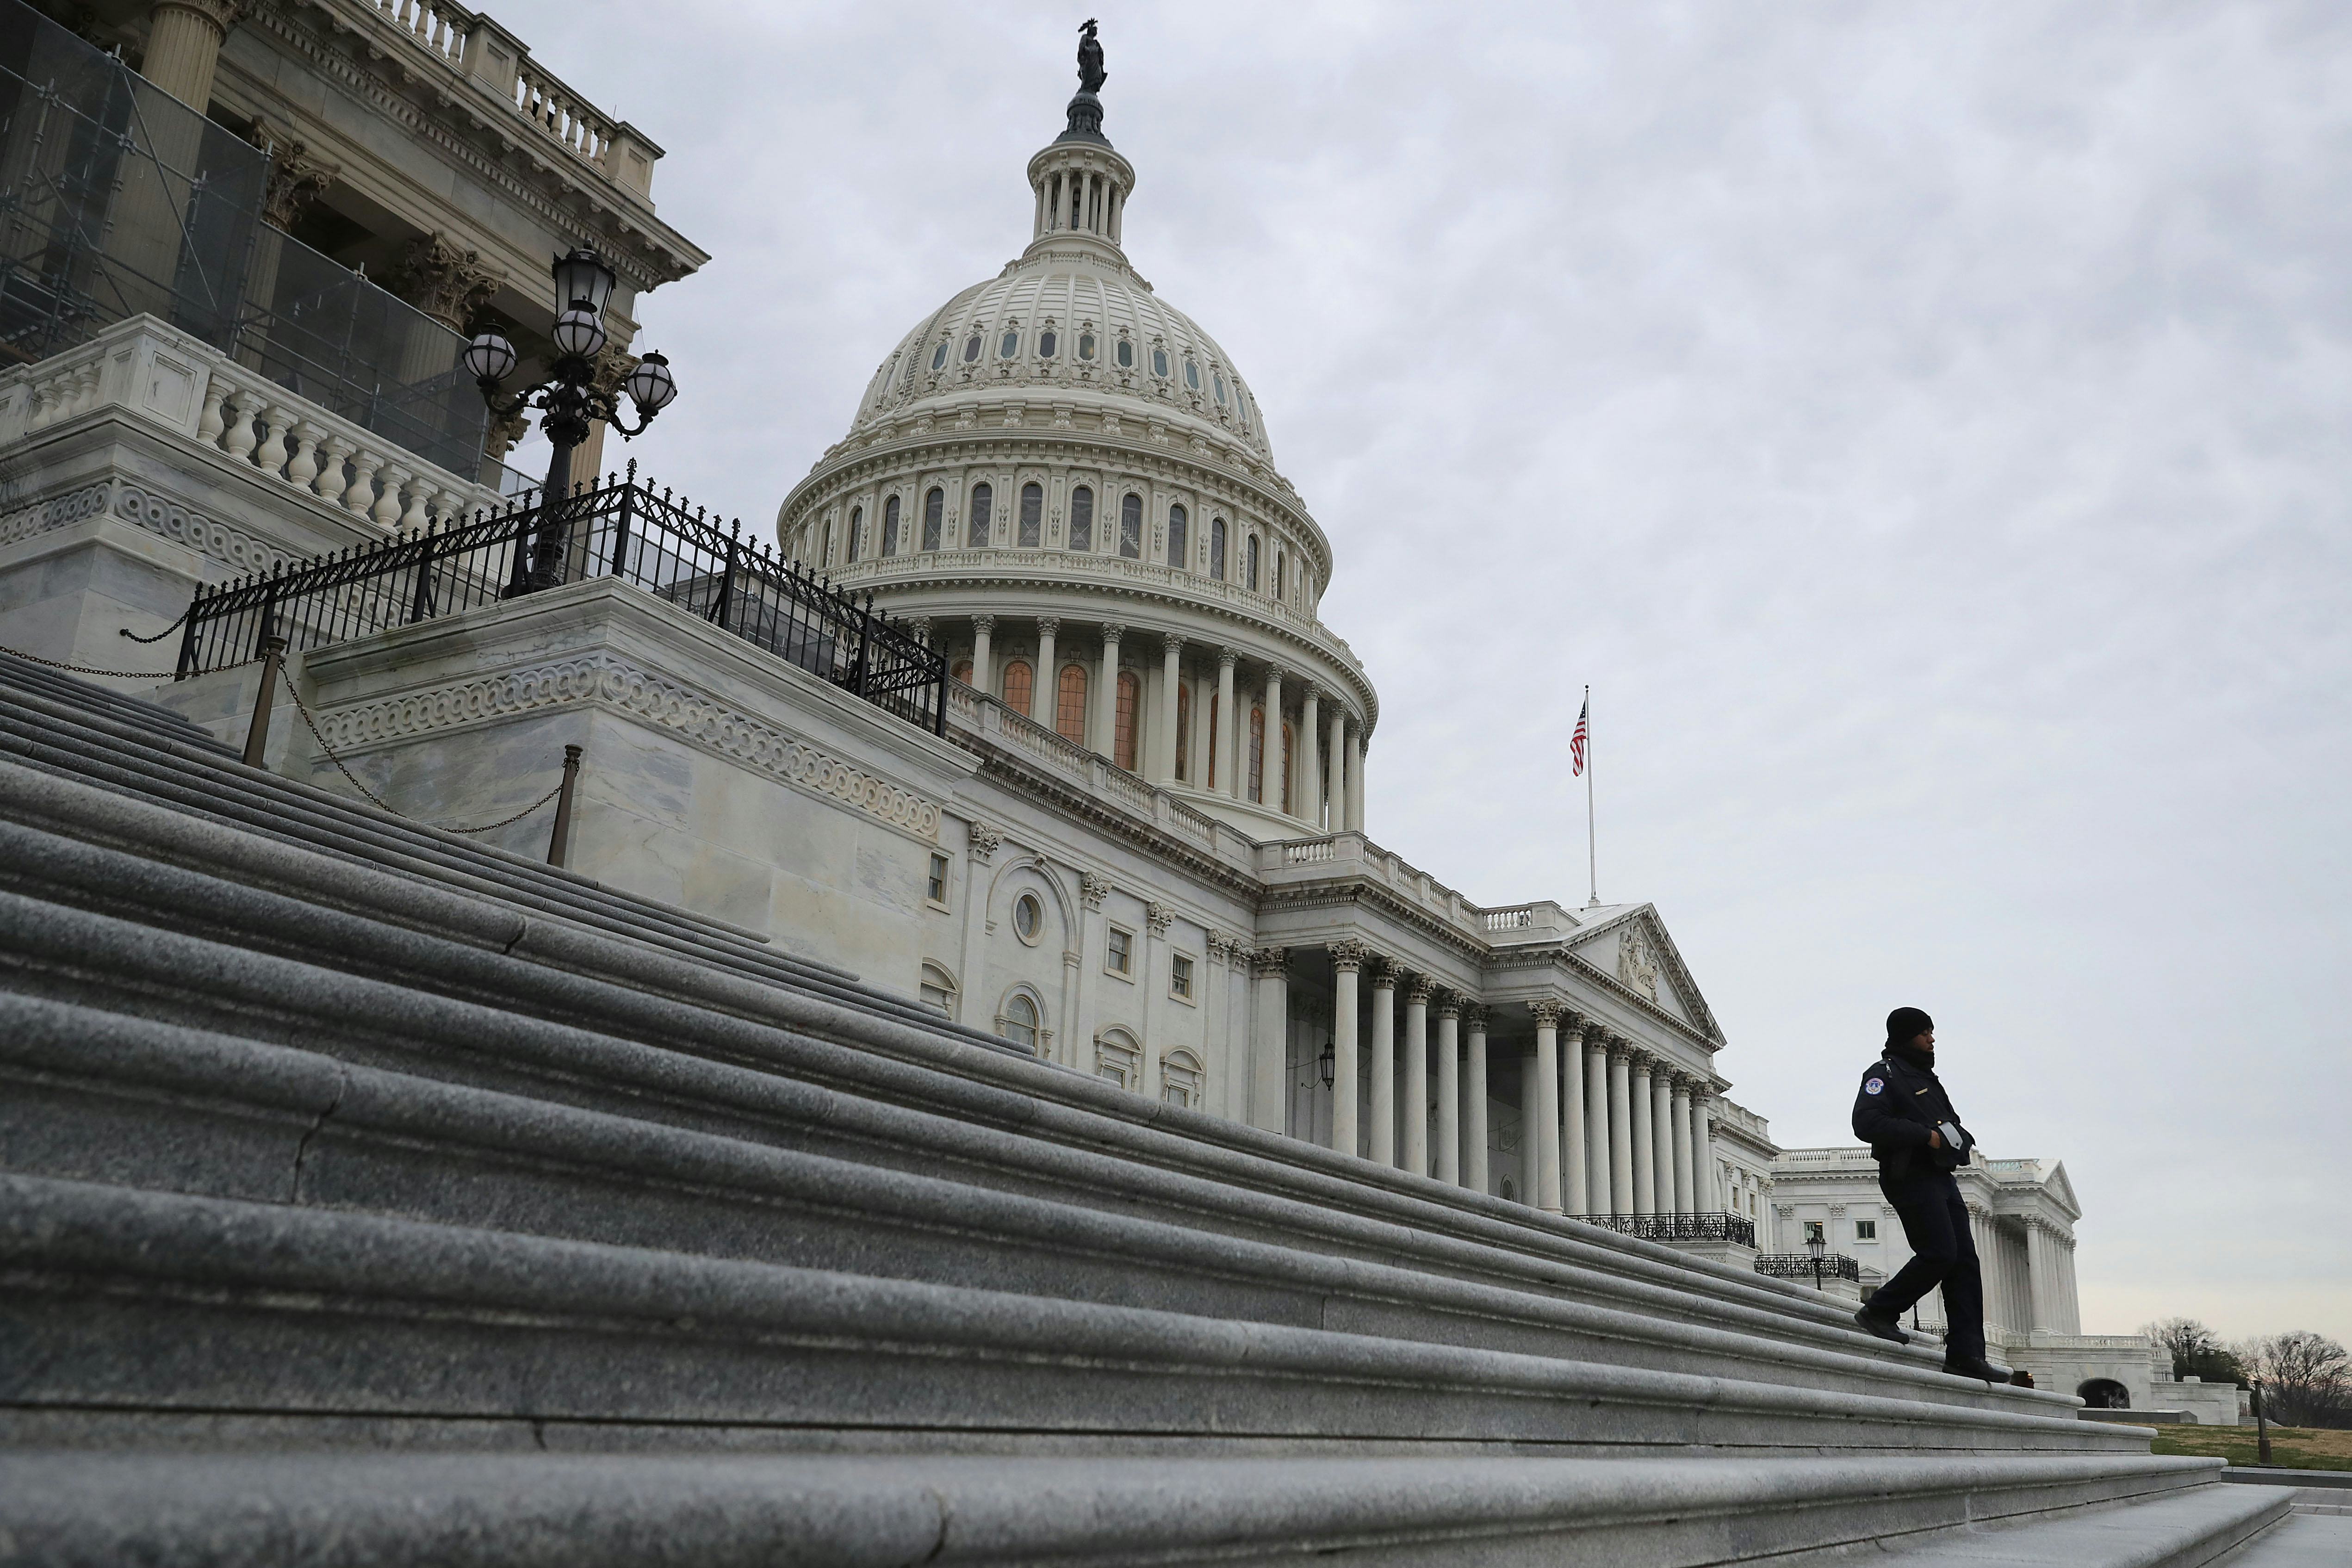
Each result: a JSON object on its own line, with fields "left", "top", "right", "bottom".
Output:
{"left": 1321, "top": 944, "right": 1720, "bottom": 1218}
{"left": 943, "top": 616, "right": 1368, "bottom": 831}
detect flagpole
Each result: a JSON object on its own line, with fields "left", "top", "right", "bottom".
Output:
{"left": 1584, "top": 683, "right": 1598, "bottom": 908}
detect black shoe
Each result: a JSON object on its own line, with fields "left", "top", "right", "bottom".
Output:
{"left": 1853, "top": 1307, "right": 1910, "bottom": 1345}
{"left": 1942, "top": 1354, "right": 2014, "bottom": 1382}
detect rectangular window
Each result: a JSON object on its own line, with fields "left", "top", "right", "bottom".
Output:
{"left": 1106, "top": 926, "right": 1133, "bottom": 976}
{"left": 1170, "top": 952, "right": 1194, "bottom": 1000}
{"left": 926, "top": 852, "right": 949, "bottom": 907}
{"left": 1802, "top": 1220, "right": 1825, "bottom": 1245}
{"left": 1854, "top": 1219, "right": 1877, "bottom": 1241}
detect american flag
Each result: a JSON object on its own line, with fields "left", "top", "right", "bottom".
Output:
{"left": 1570, "top": 696, "right": 1589, "bottom": 777}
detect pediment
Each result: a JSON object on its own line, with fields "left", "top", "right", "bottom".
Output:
{"left": 1566, "top": 904, "right": 1725, "bottom": 1046}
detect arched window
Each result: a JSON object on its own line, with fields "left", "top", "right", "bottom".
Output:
{"left": 918, "top": 961, "right": 957, "bottom": 1019}
{"left": 951, "top": 659, "right": 973, "bottom": 686}
{"left": 1038, "top": 327, "right": 1057, "bottom": 359}
{"left": 846, "top": 505, "right": 863, "bottom": 563}
{"left": 819, "top": 519, "right": 833, "bottom": 567}
{"left": 1114, "top": 670, "right": 1140, "bottom": 771}
{"left": 922, "top": 487, "right": 944, "bottom": 551}
{"left": 1210, "top": 518, "right": 1227, "bottom": 580}
{"left": 1246, "top": 534, "right": 1261, "bottom": 591}
{"left": 969, "top": 482, "right": 992, "bottom": 547}
{"left": 881, "top": 495, "right": 901, "bottom": 556}
{"left": 1247, "top": 706, "right": 1265, "bottom": 803}
{"left": 1118, "top": 494, "right": 1142, "bottom": 558}
{"left": 1275, "top": 550, "right": 1286, "bottom": 599}
{"left": 962, "top": 333, "right": 982, "bottom": 363}
{"left": 1068, "top": 486, "right": 1094, "bottom": 552}
{"left": 1167, "top": 504, "right": 1188, "bottom": 570}
{"left": 1281, "top": 722, "right": 1294, "bottom": 812}
{"left": 999, "top": 991, "right": 1041, "bottom": 1053}
{"left": 1002, "top": 659, "right": 1033, "bottom": 714}
{"left": 1206, "top": 691, "right": 1220, "bottom": 788}
{"left": 1160, "top": 1049, "right": 1204, "bottom": 1108}
{"left": 1175, "top": 683, "right": 1191, "bottom": 781}
{"left": 1094, "top": 1029, "right": 1140, "bottom": 1090}
{"left": 1018, "top": 482, "right": 1043, "bottom": 547}
{"left": 1056, "top": 663, "right": 1088, "bottom": 745}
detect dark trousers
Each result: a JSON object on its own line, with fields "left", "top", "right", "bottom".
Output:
{"left": 1863, "top": 1167, "right": 1985, "bottom": 1361}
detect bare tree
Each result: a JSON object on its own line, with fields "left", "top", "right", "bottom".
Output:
{"left": 2236, "top": 1331, "right": 2351, "bottom": 1428}
{"left": 2142, "top": 1317, "right": 2218, "bottom": 1380}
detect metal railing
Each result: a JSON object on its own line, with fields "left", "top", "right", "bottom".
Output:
{"left": 1755, "top": 1252, "right": 1862, "bottom": 1283}
{"left": 174, "top": 467, "right": 948, "bottom": 735}
{"left": 1574, "top": 1212, "right": 1757, "bottom": 1247}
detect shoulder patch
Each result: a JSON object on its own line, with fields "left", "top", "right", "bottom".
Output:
{"left": 1863, "top": 1078, "right": 1885, "bottom": 1096}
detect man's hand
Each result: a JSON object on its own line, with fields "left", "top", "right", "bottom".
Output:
{"left": 1928, "top": 1129, "right": 1944, "bottom": 1149}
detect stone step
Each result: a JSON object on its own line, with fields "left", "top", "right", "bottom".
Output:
{"left": 0, "top": 649, "right": 231, "bottom": 757}
{"left": 0, "top": 838, "right": 1979, "bottom": 1388}
{"left": 0, "top": 988, "right": 2088, "bottom": 1425}
{"left": 0, "top": 1173, "right": 2171, "bottom": 1459}
{"left": 0, "top": 1449, "right": 2254, "bottom": 1568}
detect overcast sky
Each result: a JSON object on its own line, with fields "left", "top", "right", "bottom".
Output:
{"left": 496, "top": 1, "right": 2352, "bottom": 1348}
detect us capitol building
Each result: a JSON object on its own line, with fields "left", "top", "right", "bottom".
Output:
{"left": 0, "top": 0, "right": 2220, "bottom": 1504}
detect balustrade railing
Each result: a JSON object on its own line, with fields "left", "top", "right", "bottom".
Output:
{"left": 359, "top": 0, "right": 469, "bottom": 67}
{"left": 515, "top": 60, "right": 616, "bottom": 168}
{"left": 1577, "top": 1213, "right": 1758, "bottom": 1247}
{"left": 174, "top": 468, "right": 946, "bottom": 735}
{"left": 1754, "top": 1252, "right": 1862, "bottom": 1283}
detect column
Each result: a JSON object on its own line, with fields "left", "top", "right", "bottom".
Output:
{"left": 1217, "top": 650, "right": 1240, "bottom": 799}
{"left": 2025, "top": 1221, "right": 2056, "bottom": 1333}
{"left": 1033, "top": 619, "right": 1058, "bottom": 724}
{"left": 1094, "top": 623, "right": 1123, "bottom": 755}
{"left": 972, "top": 616, "right": 994, "bottom": 696}
{"left": 1155, "top": 637, "right": 1183, "bottom": 783}
{"left": 1249, "top": 948, "right": 1288, "bottom": 1135}
{"left": 957, "top": 823, "right": 1000, "bottom": 1034}
{"left": 1561, "top": 1021, "right": 1588, "bottom": 1215}
{"left": 1530, "top": 1001, "right": 1564, "bottom": 1214}
{"left": 1075, "top": 874, "right": 1107, "bottom": 1072}
{"left": 1261, "top": 665, "right": 1285, "bottom": 810}
{"left": 1328, "top": 942, "right": 1365, "bottom": 1158}
{"left": 1585, "top": 1032, "right": 1612, "bottom": 1216}
{"left": 1402, "top": 976, "right": 1430, "bottom": 1177}
{"left": 1299, "top": 686, "right": 1322, "bottom": 827}
{"left": 142, "top": 0, "right": 241, "bottom": 106}
{"left": 1347, "top": 727, "right": 1366, "bottom": 830}
{"left": 1630, "top": 1054, "right": 1656, "bottom": 1218}
{"left": 1665, "top": 1062, "right": 1684, "bottom": 1222}
{"left": 1435, "top": 994, "right": 1461, "bottom": 1186}
{"left": 1463, "top": 1004, "right": 1489, "bottom": 1195}
{"left": 1368, "top": 961, "right": 1396, "bottom": 1166}
{"left": 1607, "top": 1041, "right": 1634, "bottom": 1217}
{"left": 1692, "top": 1090, "right": 1717, "bottom": 1213}
{"left": 1519, "top": 1046, "right": 1541, "bottom": 1206}
{"left": 1670, "top": 1076, "right": 1695, "bottom": 1214}
{"left": 1326, "top": 709, "right": 1347, "bottom": 831}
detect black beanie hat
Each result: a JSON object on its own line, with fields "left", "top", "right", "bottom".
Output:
{"left": 1886, "top": 1006, "right": 1934, "bottom": 1046}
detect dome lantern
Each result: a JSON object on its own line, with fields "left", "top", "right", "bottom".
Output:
{"left": 1029, "top": 20, "right": 1132, "bottom": 253}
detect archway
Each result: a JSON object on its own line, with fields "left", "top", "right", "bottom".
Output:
{"left": 2077, "top": 1379, "right": 2130, "bottom": 1409}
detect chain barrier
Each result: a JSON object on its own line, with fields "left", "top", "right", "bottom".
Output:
{"left": 116, "top": 606, "right": 192, "bottom": 644}
{"left": 0, "top": 642, "right": 230, "bottom": 681}
{"left": 271, "top": 651, "right": 564, "bottom": 835}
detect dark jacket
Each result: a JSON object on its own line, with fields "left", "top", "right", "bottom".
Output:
{"left": 1852, "top": 1046, "right": 1972, "bottom": 1181}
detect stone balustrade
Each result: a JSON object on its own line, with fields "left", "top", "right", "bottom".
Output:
{"left": 514, "top": 57, "right": 617, "bottom": 168}
{"left": 946, "top": 682, "right": 1229, "bottom": 855}
{"left": 0, "top": 316, "right": 500, "bottom": 535}
{"left": 356, "top": 0, "right": 468, "bottom": 66}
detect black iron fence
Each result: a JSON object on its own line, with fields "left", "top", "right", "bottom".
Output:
{"left": 1573, "top": 1212, "right": 1757, "bottom": 1247}
{"left": 175, "top": 469, "right": 947, "bottom": 735}
{"left": 1755, "top": 1252, "right": 1862, "bottom": 1283}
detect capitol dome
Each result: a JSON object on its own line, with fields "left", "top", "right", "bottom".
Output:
{"left": 776, "top": 40, "right": 1375, "bottom": 843}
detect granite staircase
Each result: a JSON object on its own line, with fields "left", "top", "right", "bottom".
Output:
{"left": 0, "top": 651, "right": 2291, "bottom": 1565}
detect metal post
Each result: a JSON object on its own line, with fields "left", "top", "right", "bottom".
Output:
{"left": 242, "top": 634, "right": 285, "bottom": 768}
{"left": 407, "top": 519, "right": 438, "bottom": 624}
{"left": 2254, "top": 1381, "right": 2271, "bottom": 1464}
{"left": 609, "top": 467, "right": 633, "bottom": 578}
{"left": 174, "top": 583, "right": 202, "bottom": 679}
{"left": 854, "top": 591, "right": 874, "bottom": 696}
{"left": 713, "top": 521, "right": 738, "bottom": 631}
{"left": 546, "top": 744, "right": 583, "bottom": 867}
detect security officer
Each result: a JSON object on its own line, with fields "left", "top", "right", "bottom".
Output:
{"left": 1848, "top": 1006, "right": 2021, "bottom": 1384}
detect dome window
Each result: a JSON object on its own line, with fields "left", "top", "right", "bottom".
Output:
{"left": 1213, "top": 372, "right": 1227, "bottom": 406}
{"left": 1018, "top": 482, "right": 1043, "bottom": 547}
{"left": 1246, "top": 535, "right": 1261, "bottom": 592}
{"left": 1183, "top": 359, "right": 1200, "bottom": 392}
{"left": 1078, "top": 332, "right": 1096, "bottom": 360}
{"left": 882, "top": 495, "right": 901, "bottom": 555}
{"left": 1116, "top": 338, "right": 1135, "bottom": 369}
{"left": 962, "top": 334, "right": 982, "bottom": 364}
{"left": 1151, "top": 347, "right": 1168, "bottom": 378}
{"left": 1167, "top": 504, "right": 1188, "bottom": 571}
{"left": 1069, "top": 485, "right": 1095, "bottom": 552}
{"left": 1039, "top": 328, "right": 1058, "bottom": 359}
{"left": 847, "top": 505, "right": 863, "bottom": 563}
{"left": 969, "top": 482, "right": 993, "bottom": 546}
{"left": 923, "top": 487, "right": 945, "bottom": 551}
{"left": 931, "top": 341, "right": 949, "bottom": 372}
{"left": 1118, "top": 493, "right": 1143, "bottom": 559}
{"left": 1209, "top": 517, "right": 1227, "bottom": 581}
{"left": 999, "top": 329, "right": 1020, "bottom": 359}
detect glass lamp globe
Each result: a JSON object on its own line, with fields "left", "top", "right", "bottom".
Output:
{"left": 550, "top": 246, "right": 616, "bottom": 321}
{"left": 623, "top": 350, "right": 677, "bottom": 413}
{"left": 551, "top": 307, "right": 608, "bottom": 360}
{"left": 463, "top": 330, "right": 517, "bottom": 384}
{"left": 1806, "top": 1232, "right": 1826, "bottom": 1258}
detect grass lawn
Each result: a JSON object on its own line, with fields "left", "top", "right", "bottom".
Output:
{"left": 2149, "top": 1424, "right": 2352, "bottom": 1471}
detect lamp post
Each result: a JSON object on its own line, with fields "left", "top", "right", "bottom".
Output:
{"left": 1806, "top": 1229, "right": 1827, "bottom": 1293}
{"left": 464, "top": 246, "right": 678, "bottom": 595}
